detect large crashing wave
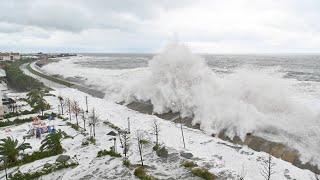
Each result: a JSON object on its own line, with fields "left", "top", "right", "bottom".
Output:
{"left": 118, "top": 43, "right": 320, "bottom": 164}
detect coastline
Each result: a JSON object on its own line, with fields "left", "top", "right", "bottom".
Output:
{"left": 23, "top": 60, "right": 320, "bottom": 174}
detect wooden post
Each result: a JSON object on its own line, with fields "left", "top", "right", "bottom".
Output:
{"left": 127, "top": 117, "right": 130, "bottom": 133}
{"left": 180, "top": 118, "right": 186, "bottom": 148}
{"left": 85, "top": 96, "right": 88, "bottom": 113}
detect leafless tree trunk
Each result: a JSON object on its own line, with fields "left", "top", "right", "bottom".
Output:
{"left": 85, "top": 96, "right": 88, "bottom": 113}
{"left": 260, "top": 154, "right": 275, "bottom": 180}
{"left": 137, "top": 131, "right": 145, "bottom": 166}
{"left": 179, "top": 118, "right": 186, "bottom": 148}
{"left": 90, "top": 108, "right": 98, "bottom": 137}
{"left": 127, "top": 117, "right": 130, "bottom": 134}
{"left": 58, "top": 96, "right": 65, "bottom": 114}
{"left": 81, "top": 109, "right": 86, "bottom": 131}
{"left": 120, "top": 131, "right": 130, "bottom": 157}
{"left": 153, "top": 120, "right": 160, "bottom": 146}
{"left": 72, "top": 100, "right": 81, "bottom": 126}
{"left": 66, "top": 98, "right": 72, "bottom": 121}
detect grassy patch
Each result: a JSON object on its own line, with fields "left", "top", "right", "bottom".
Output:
{"left": 156, "top": 146, "right": 168, "bottom": 158}
{"left": 181, "top": 161, "right": 198, "bottom": 168}
{"left": 3, "top": 109, "right": 36, "bottom": 119}
{"left": 103, "top": 121, "right": 121, "bottom": 131}
{"left": 66, "top": 122, "right": 81, "bottom": 131}
{"left": 97, "top": 149, "right": 121, "bottom": 158}
{"left": 191, "top": 167, "right": 216, "bottom": 180}
{"left": 123, "top": 159, "right": 130, "bottom": 167}
{"left": 1, "top": 59, "right": 47, "bottom": 91}
{"left": 152, "top": 144, "right": 160, "bottom": 151}
{"left": 9, "top": 161, "right": 78, "bottom": 180}
{"left": 134, "top": 167, "right": 156, "bottom": 180}
{"left": 0, "top": 150, "right": 61, "bottom": 171}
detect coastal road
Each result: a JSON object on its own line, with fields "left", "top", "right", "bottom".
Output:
{"left": 20, "top": 62, "right": 66, "bottom": 89}
{"left": 20, "top": 61, "right": 105, "bottom": 98}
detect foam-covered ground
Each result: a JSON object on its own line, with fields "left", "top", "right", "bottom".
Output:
{"left": 1, "top": 88, "right": 318, "bottom": 179}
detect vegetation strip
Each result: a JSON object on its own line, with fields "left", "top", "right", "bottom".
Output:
{"left": 9, "top": 162, "right": 78, "bottom": 180}
{"left": 1, "top": 59, "right": 46, "bottom": 91}
{"left": 26, "top": 63, "right": 75, "bottom": 87}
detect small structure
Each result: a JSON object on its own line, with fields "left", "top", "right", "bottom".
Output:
{"left": 0, "top": 52, "right": 21, "bottom": 61}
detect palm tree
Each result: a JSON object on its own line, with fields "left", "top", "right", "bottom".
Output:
{"left": 40, "top": 130, "right": 63, "bottom": 154}
{"left": 58, "top": 96, "right": 65, "bottom": 114}
{"left": 34, "top": 98, "right": 50, "bottom": 116}
{"left": 27, "top": 88, "right": 45, "bottom": 107}
{"left": 0, "top": 137, "right": 31, "bottom": 163}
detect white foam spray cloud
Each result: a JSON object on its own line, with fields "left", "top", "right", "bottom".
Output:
{"left": 117, "top": 43, "right": 320, "bottom": 164}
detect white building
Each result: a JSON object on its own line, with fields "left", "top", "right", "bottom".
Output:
{"left": 0, "top": 52, "right": 21, "bottom": 61}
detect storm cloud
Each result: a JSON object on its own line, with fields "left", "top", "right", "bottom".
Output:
{"left": 0, "top": 0, "right": 319, "bottom": 53}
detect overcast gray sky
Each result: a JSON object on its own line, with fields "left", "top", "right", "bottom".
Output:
{"left": 0, "top": 0, "right": 319, "bottom": 53}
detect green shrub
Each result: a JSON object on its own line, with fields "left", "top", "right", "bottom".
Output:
{"left": 191, "top": 167, "right": 216, "bottom": 180}
{"left": 66, "top": 122, "right": 80, "bottom": 131}
{"left": 9, "top": 161, "right": 78, "bottom": 180}
{"left": 3, "top": 109, "right": 36, "bottom": 119}
{"left": 156, "top": 146, "right": 168, "bottom": 158}
{"left": 97, "top": 149, "right": 121, "bottom": 158}
{"left": 0, "top": 150, "right": 60, "bottom": 171}
{"left": 134, "top": 167, "right": 155, "bottom": 180}
{"left": 139, "top": 139, "right": 149, "bottom": 145}
{"left": 0, "top": 117, "right": 33, "bottom": 127}
{"left": 123, "top": 159, "right": 130, "bottom": 167}
{"left": 103, "top": 121, "right": 121, "bottom": 131}
{"left": 182, "top": 161, "right": 197, "bottom": 168}
{"left": 152, "top": 144, "right": 160, "bottom": 151}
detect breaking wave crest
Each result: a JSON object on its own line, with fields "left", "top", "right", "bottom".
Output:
{"left": 116, "top": 43, "right": 320, "bottom": 164}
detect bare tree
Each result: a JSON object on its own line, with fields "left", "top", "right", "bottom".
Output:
{"left": 58, "top": 96, "right": 66, "bottom": 114}
{"left": 72, "top": 100, "right": 81, "bottom": 126}
{"left": 66, "top": 98, "right": 72, "bottom": 121}
{"left": 152, "top": 120, "right": 160, "bottom": 147}
{"left": 81, "top": 109, "right": 86, "bottom": 131}
{"left": 120, "top": 131, "right": 130, "bottom": 157}
{"left": 179, "top": 118, "right": 186, "bottom": 148}
{"left": 260, "top": 154, "right": 275, "bottom": 180}
{"left": 127, "top": 117, "right": 131, "bottom": 134}
{"left": 89, "top": 108, "right": 98, "bottom": 137}
{"left": 136, "top": 131, "right": 147, "bottom": 166}
{"left": 85, "top": 96, "right": 89, "bottom": 113}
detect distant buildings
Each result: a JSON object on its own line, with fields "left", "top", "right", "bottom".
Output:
{"left": 0, "top": 52, "right": 21, "bottom": 61}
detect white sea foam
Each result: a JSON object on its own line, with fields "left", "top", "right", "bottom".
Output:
{"left": 116, "top": 43, "right": 320, "bottom": 165}
{"left": 42, "top": 44, "right": 320, "bottom": 165}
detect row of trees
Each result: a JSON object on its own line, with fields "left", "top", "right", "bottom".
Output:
{"left": 56, "top": 96, "right": 320, "bottom": 180}
{"left": 58, "top": 96, "right": 97, "bottom": 137}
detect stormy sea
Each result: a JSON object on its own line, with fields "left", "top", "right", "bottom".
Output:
{"left": 41, "top": 44, "right": 320, "bottom": 166}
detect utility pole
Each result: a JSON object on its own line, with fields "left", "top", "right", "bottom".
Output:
{"left": 127, "top": 117, "right": 130, "bottom": 133}
{"left": 85, "top": 96, "right": 88, "bottom": 113}
{"left": 180, "top": 118, "right": 186, "bottom": 148}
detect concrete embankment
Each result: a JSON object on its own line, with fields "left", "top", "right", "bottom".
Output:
{"left": 126, "top": 101, "right": 320, "bottom": 174}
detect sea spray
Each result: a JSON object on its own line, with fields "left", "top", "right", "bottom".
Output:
{"left": 118, "top": 43, "right": 320, "bottom": 165}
